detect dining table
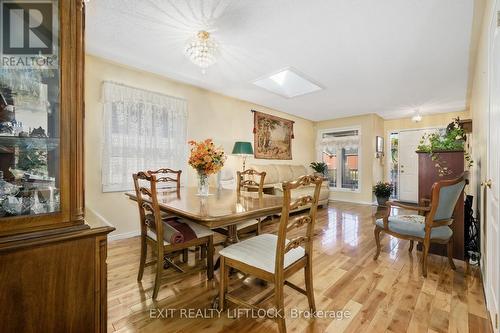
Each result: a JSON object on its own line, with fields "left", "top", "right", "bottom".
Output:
{"left": 125, "top": 186, "right": 284, "bottom": 245}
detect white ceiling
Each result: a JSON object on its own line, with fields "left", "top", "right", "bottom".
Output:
{"left": 86, "top": 0, "right": 474, "bottom": 121}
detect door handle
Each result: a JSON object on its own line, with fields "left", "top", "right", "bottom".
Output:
{"left": 481, "top": 179, "right": 492, "bottom": 188}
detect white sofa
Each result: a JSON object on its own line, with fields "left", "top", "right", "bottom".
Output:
{"left": 248, "top": 164, "right": 329, "bottom": 207}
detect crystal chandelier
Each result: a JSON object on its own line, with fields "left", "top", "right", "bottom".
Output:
{"left": 184, "top": 31, "right": 218, "bottom": 74}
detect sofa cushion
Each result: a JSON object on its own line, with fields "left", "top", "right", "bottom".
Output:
{"left": 290, "top": 165, "right": 308, "bottom": 179}
{"left": 249, "top": 164, "right": 279, "bottom": 185}
{"left": 275, "top": 164, "right": 293, "bottom": 182}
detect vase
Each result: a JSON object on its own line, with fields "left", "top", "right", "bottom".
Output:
{"left": 376, "top": 196, "right": 389, "bottom": 206}
{"left": 197, "top": 172, "right": 209, "bottom": 196}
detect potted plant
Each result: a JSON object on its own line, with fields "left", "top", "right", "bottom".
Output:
{"left": 310, "top": 162, "right": 328, "bottom": 177}
{"left": 373, "top": 182, "right": 394, "bottom": 206}
{"left": 417, "top": 117, "right": 473, "bottom": 176}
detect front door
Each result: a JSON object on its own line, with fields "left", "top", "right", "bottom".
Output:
{"left": 486, "top": 3, "right": 500, "bottom": 331}
{"left": 398, "top": 129, "right": 437, "bottom": 202}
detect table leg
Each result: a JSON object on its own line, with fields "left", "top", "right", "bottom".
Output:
{"left": 225, "top": 224, "right": 239, "bottom": 245}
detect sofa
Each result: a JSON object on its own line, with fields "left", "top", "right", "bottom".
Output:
{"left": 248, "top": 164, "right": 329, "bottom": 208}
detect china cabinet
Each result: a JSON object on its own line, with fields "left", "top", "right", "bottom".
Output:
{"left": 0, "top": 1, "right": 113, "bottom": 332}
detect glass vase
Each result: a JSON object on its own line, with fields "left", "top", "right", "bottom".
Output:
{"left": 197, "top": 172, "right": 209, "bottom": 196}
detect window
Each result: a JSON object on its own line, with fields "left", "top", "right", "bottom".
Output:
{"left": 389, "top": 132, "right": 399, "bottom": 199}
{"left": 318, "top": 128, "right": 360, "bottom": 191}
{"left": 101, "top": 82, "right": 187, "bottom": 192}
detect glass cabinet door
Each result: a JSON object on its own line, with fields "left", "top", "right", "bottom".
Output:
{"left": 0, "top": 0, "right": 60, "bottom": 218}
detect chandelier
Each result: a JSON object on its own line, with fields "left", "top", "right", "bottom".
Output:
{"left": 184, "top": 31, "right": 218, "bottom": 74}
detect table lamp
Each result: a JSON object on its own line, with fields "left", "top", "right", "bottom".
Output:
{"left": 232, "top": 141, "right": 253, "bottom": 171}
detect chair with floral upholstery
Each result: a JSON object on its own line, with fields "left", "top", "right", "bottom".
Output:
{"left": 373, "top": 175, "right": 466, "bottom": 277}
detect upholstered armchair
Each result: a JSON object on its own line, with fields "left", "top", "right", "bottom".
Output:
{"left": 373, "top": 175, "right": 466, "bottom": 277}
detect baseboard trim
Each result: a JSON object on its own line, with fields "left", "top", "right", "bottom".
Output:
{"left": 86, "top": 207, "right": 115, "bottom": 227}
{"left": 108, "top": 230, "right": 141, "bottom": 241}
{"left": 328, "top": 199, "right": 376, "bottom": 206}
{"left": 86, "top": 207, "right": 140, "bottom": 241}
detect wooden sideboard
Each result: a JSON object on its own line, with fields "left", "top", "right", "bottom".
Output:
{"left": 0, "top": 1, "right": 114, "bottom": 332}
{"left": 417, "top": 151, "right": 465, "bottom": 260}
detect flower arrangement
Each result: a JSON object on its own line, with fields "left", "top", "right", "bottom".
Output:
{"left": 417, "top": 117, "right": 473, "bottom": 176}
{"left": 188, "top": 139, "right": 226, "bottom": 175}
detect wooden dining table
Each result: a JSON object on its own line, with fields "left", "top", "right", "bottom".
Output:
{"left": 125, "top": 186, "right": 284, "bottom": 244}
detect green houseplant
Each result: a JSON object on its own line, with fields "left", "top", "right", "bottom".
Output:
{"left": 310, "top": 162, "right": 328, "bottom": 177}
{"left": 417, "top": 117, "right": 473, "bottom": 176}
{"left": 373, "top": 182, "right": 394, "bottom": 206}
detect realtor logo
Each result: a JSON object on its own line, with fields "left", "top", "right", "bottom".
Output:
{"left": 1, "top": 1, "right": 53, "bottom": 55}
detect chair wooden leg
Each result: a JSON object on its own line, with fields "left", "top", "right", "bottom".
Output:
{"left": 200, "top": 245, "right": 207, "bottom": 259}
{"left": 207, "top": 236, "right": 214, "bottom": 280}
{"left": 137, "top": 235, "right": 147, "bottom": 281}
{"left": 422, "top": 242, "right": 429, "bottom": 278}
{"left": 182, "top": 248, "right": 189, "bottom": 263}
{"left": 152, "top": 251, "right": 163, "bottom": 300}
{"left": 256, "top": 218, "right": 261, "bottom": 236}
{"left": 409, "top": 240, "right": 414, "bottom": 253}
{"left": 373, "top": 227, "right": 382, "bottom": 260}
{"left": 275, "top": 283, "right": 286, "bottom": 333}
{"left": 447, "top": 238, "right": 456, "bottom": 270}
{"left": 219, "top": 256, "right": 227, "bottom": 310}
{"left": 304, "top": 257, "right": 316, "bottom": 312}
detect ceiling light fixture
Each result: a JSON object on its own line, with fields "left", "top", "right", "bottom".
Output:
{"left": 184, "top": 30, "right": 218, "bottom": 74}
{"left": 411, "top": 109, "right": 422, "bottom": 122}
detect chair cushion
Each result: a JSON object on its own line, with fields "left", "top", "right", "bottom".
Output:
{"left": 375, "top": 215, "right": 453, "bottom": 240}
{"left": 147, "top": 218, "right": 213, "bottom": 245}
{"left": 218, "top": 234, "right": 305, "bottom": 273}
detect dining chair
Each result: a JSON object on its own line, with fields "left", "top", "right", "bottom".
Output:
{"left": 133, "top": 171, "right": 214, "bottom": 300}
{"left": 218, "top": 175, "right": 323, "bottom": 333}
{"left": 218, "top": 169, "right": 267, "bottom": 237}
{"left": 373, "top": 175, "right": 466, "bottom": 277}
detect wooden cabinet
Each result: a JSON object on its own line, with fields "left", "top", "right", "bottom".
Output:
{"left": 417, "top": 150, "right": 465, "bottom": 260}
{"left": 0, "top": 1, "right": 114, "bottom": 332}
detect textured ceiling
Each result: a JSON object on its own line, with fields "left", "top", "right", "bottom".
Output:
{"left": 86, "top": 0, "right": 474, "bottom": 121}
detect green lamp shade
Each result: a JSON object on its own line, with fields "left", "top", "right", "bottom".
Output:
{"left": 232, "top": 141, "right": 253, "bottom": 155}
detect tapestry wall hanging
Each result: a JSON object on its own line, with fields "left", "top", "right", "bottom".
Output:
{"left": 252, "top": 110, "right": 294, "bottom": 160}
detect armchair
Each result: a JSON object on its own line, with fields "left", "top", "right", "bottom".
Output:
{"left": 373, "top": 175, "right": 466, "bottom": 277}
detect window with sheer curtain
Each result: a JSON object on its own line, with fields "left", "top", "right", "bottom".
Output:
{"left": 317, "top": 128, "right": 360, "bottom": 191}
{"left": 101, "top": 81, "right": 188, "bottom": 192}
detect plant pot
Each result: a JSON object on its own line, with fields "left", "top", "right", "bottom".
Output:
{"left": 376, "top": 196, "right": 389, "bottom": 206}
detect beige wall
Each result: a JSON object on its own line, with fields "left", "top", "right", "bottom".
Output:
{"left": 382, "top": 110, "right": 472, "bottom": 182}
{"left": 314, "top": 110, "right": 472, "bottom": 204}
{"left": 383, "top": 111, "right": 471, "bottom": 135}
{"left": 315, "top": 114, "right": 384, "bottom": 204}
{"left": 85, "top": 55, "right": 316, "bottom": 237}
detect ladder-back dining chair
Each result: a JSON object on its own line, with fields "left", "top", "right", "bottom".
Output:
{"left": 133, "top": 171, "right": 214, "bottom": 300}
{"left": 218, "top": 175, "right": 322, "bottom": 333}
{"left": 373, "top": 175, "right": 466, "bottom": 277}
{"left": 218, "top": 169, "right": 267, "bottom": 237}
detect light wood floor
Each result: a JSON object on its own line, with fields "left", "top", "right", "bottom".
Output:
{"left": 107, "top": 202, "right": 492, "bottom": 333}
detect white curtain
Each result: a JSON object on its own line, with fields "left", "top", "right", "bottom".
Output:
{"left": 317, "top": 135, "right": 360, "bottom": 152}
{"left": 101, "top": 81, "right": 188, "bottom": 192}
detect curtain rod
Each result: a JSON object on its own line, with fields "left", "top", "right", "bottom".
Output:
{"left": 251, "top": 109, "right": 295, "bottom": 123}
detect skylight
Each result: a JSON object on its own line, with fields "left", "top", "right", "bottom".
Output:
{"left": 252, "top": 68, "right": 322, "bottom": 98}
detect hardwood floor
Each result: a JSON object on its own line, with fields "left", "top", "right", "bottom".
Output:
{"left": 107, "top": 202, "right": 492, "bottom": 332}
